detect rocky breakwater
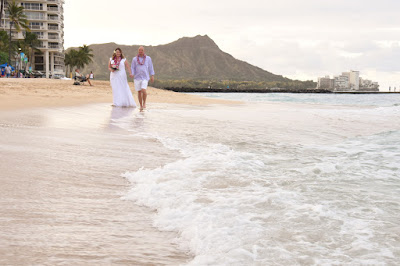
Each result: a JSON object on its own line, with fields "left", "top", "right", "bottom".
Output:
{"left": 161, "top": 87, "right": 332, "bottom": 93}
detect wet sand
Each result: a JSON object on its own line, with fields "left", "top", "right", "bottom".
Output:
{"left": 0, "top": 105, "right": 196, "bottom": 265}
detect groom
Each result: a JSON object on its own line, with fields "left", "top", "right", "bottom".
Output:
{"left": 131, "top": 46, "right": 155, "bottom": 111}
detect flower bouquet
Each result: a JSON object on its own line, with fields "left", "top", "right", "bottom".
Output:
{"left": 110, "top": 59, "right": 119, "bottom": 71}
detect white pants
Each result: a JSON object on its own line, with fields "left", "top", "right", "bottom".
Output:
{"left": 134, "top": 79, "right": 148, "bottom": 91}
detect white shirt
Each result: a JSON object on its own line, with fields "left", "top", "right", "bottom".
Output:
{"left": 5, "top": 66, "right": 11, "bottom": 74}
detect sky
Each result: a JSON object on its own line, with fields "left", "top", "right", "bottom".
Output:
{"left": 64, "top": 0, "right": 400, "bottom": 90}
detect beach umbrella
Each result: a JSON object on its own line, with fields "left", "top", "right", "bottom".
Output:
{"left": 0, "top": 63, "right": 15, "bottom": 71}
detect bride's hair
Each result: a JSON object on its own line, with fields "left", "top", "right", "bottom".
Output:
{"left": 112, "top": 48, "right": 125, "bottom": 59}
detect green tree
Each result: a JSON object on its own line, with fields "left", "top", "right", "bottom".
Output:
{"left": 0, "top": 51, "right": 7, "bottom": 64}
{"left": 7, "top": 0, "right": 29, "bottom": 66}
{"left": 0, "top": 29, "right": 8, "bottom": 50}
{"left": 64, "top": 45, "right": 93, "bottom": 76}
{"left": 76, "top": 44, "right": 93, "bottom": 69}
{"left": 0, "top": 30, "right": 9, "bottom": 64}
{"left": 64, "top": 48, "right": 78, "bottom": 77}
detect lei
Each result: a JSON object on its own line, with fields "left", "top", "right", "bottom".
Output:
{"left": 113, "top": 56, "right": 122, "bottom": 68}
{"left": 137, "top": 54, "right": 146, "bottom": 65}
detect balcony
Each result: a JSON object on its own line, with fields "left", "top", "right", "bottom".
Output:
{"left": 21, "top": 3, "right": 44, "bottom": 11}
{"left": 47, "top": 6, "right": 59, "bottom": 12}
{"left": 48, "top": 15, "right": 59, "bottom": 21}
{"left": 48, "top": 35, "right": 59, "bottom": 40}
{"left": 48, "top": 43, "right": 60, "bottom": 49}
{"left": 30, "top": 25, "right": 45, "bottom": 30}
{"left": 4, "top": 23, "right": 16, "bottom": 29}
{"left": 26, "top": 15, "right": 46, "bottom": 21}
{"left": 24, "top": 7, "right": 43, "bottom": 11}
{"left": 48, "top": 25, "right": 59, "bottom": 30}
{"left": 33, "top": 33, "right": 45, "bottom": 39}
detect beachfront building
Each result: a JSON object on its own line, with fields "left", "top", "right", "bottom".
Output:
{"left": 317, "top": 76, "right": 334, "bottom": 90}
{"left": 359, "top": 78, "right": 379, "bottom": 91}
{"left": 317, "top": 70, "right": 379, "bottom": 91}
{"left": 334, "top": 75, "right": 349, "bottom": 91}
{"left": 1, "top": 0, "right": 65, "bottom": 78}
{"left": 343, "top": 71, "right": 360, "bottom": 90}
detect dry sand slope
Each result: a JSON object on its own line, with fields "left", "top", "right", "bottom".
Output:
{"left": 0, "top": 79, "right": 237, "bottom": 110}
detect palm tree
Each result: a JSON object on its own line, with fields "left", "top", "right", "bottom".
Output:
{"left": 7, "top": 0, "right": 29, "bottom": 65}
{"left": 76, "top": 44, "right": 93, "bottom": 69}
{"left": 0, "top": 30, "right": 8, "bottom": 63}
{"left": 64, "top": 45, "right": 94, "bottom": 77}
{"left": 80, "top": 45, "right": 93, "bottom": 60}
{"left": 64, "top": 49, "right": 78, "bottom": 77}
{"left": 0, "top": 29, "right": 8, "bottom": 49}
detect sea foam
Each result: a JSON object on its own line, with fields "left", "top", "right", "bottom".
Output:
{"left": 119, "top": 98, "right": 400, "bottom": 265}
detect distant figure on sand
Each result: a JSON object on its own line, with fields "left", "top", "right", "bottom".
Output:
{"left": 131, "top": 46, "right": 155, "bottom": 111}
{"left": 5, "top": 64, "right": 12, "bottom": 78}
{"left": 108, "top": 48, "right": 136, "bottom": 108}
{"left": 89, "top": 71, "right": 94, "bottom": 80}
{"left": 75, "top": 69, "right": 93, "bottom": 86}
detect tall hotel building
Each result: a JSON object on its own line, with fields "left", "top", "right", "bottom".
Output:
{"left": 2, "top": 0, "right": 65, "bottom": 78}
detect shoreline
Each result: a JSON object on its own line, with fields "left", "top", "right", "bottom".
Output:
{"left": 161, "top": 87, "right": 398, "bottom": 94}
{"left": 0, "top": 79, "right": 238, "bottom": 111}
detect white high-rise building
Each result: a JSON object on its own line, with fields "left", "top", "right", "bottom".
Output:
{"left": 1, "top": 0, "right": 65, "bottom": 78}
{"left": 349, "top": 70, "right": 360, "bottom": 90}
{"left": 339, "top": 71, "right": 359, "bottom": 90}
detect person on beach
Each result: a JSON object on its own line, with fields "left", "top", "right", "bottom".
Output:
{"left": 89, "top": 71, "right": 94, "bottom": 80}
{"left": 108, "top": 48, "right": 137, "bottom": 108}
{"left": 5, "top": 64, "right": 11, "bottom": 78}
{"left": 131, "top": 46, "right": 155, "bottom": 111}
{"left": 75, "top": 69, "right": 93, "bottom": 86}
{"left": 1, "top": 67, "right": 5, "bottom": 78}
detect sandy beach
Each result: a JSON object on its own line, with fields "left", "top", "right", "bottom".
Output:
{"left": 0, "top": 78, "right": 236, "bottom": 111}
{"left": 0, "top": 79, "right": 238, "bottom": 265}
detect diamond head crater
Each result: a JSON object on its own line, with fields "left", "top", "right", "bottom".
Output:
{"left": 71, "top": 35, "right": 317, "bottom": 92}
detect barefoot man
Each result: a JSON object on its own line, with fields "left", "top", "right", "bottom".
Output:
{"left": 131, "top": 46, "right": 155, "bottom": 111}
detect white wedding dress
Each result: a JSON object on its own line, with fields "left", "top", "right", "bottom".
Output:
{"left": 110, "top": 58, "right": 137, "bottom": 107}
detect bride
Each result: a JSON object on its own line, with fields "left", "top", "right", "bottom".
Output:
{"left": 108, "top": 48, "right": 137, "bottom": 107}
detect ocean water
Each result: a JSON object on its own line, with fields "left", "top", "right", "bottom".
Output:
{"left": 118, "top": 93, "right": 400, "bottom": 265}
{"left": 190, "top": 92, "right": 400, "bottom": 106}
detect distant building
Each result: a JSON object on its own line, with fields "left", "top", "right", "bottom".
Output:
{"left": 337, "top": 71, "right": 359, "bottom": 90}
{"left": 359, "top": 78, "right": 379, "bottom": 91}
{"left": 334, "top": 75, "right": 349, "bottom": 91}
{"left": 349, "top": 71, "right": 360, "bottom": 90}
{"left": 317, "top": 76, "right": 334, "bottom": 89}
{"left": 317, "top": 70, "right": 379, "bottom": 91}
{"left": 1, "top": 0, "right": 65, "bottom": 78}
